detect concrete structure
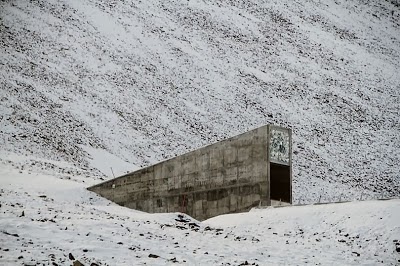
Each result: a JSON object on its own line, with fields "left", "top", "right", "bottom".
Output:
{"left": 88, "top": 125, "right": 292, "bottom": 220}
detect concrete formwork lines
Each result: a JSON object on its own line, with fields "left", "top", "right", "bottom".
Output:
{"left": 88, "top": 124, "right": 292, "bottom": 220}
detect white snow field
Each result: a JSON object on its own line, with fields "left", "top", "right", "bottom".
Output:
{"left": 0, "top": 0, "right": 399, "bottom": 202}
{"left": 1, "top": 0, "right": 400, "bottom": 265}
{"left": 1, "top": 164, "right": 399, "bottom": 266}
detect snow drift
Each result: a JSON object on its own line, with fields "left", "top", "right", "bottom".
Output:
{"left": 1, "top": 0, "right": 399, "bottom": 201}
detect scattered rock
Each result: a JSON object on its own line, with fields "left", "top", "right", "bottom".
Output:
{"left": 352, "top": 251, "right": 360, "bottom": 256}
{"left": 148, "top": 254, "right": 159, "bottom": 258}
{"left": 188, "top": 222, "right": 199, "bottom": 228}
{"left": 175, "top": 214, "right": 189, "bottom": 223}
{"left": 2, "top": 231, "right": 19, "bottom": 237}
{"left": 169, "top": 257, "right": 178, "bottom": 263}
{"left": 176, "top": 225, "right": 186, "bottom": 230}
{"left": 69, "top": 253, "right": 75, "bottom": 260}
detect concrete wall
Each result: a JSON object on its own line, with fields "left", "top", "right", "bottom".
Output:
{"left": 88, "top": 125, "right": 274, "bottom": 221}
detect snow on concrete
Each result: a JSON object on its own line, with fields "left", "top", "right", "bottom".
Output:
{"left": 1, "top": 0, "right": 399, "bottom": 263}
{"left": 0, "top": 0, "right": 399, "bottom": 203}
{"left": 1, "top": 164, "right": 399, "bottom": 265}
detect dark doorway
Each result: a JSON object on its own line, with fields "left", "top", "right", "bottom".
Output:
{"left": 270, "top": 163, "right": 291, "bottom": 203}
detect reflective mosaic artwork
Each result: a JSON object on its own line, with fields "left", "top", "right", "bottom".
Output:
{"left": 269, "top": 128, "right": 290, "bottom": 164}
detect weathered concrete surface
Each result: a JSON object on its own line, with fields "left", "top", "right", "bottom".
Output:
{"left": 88, "top": 125, "right": 291, "bottom": 220}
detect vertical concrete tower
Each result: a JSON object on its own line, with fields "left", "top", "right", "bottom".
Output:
{"left": 267, "top": 125, "right": 292, "bottom": 205}
{"left": 88, "top": 124, "right": 292, "bottom": 220}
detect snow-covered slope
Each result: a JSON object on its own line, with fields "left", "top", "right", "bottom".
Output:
{"left": 1, "top": 165, "right": 399, "bottom": 265}
{"left": 1, "top": 0, "right": 400, "bottom": 202}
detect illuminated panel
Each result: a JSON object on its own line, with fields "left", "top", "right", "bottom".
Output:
{"left": 269, "top": 127, "right": 290, "bottom": 165}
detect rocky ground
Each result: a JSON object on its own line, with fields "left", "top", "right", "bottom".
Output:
{"left": 0, "top": 0, "right": 399, "bottom": 203}
{"left": 0, "top": 164, "right": 399, "bottom": 265}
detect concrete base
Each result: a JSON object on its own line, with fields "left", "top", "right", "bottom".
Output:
{"left": 88, "top": 125, "right": 292, "bottom": 220}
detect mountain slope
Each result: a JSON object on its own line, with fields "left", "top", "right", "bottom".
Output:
{"left": 1, "top": 0, "right": 399, "bottom": 202}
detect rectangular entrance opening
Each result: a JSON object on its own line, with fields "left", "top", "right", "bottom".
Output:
{"left": 270, "top": 162, "right": 291, "bottom": 203}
